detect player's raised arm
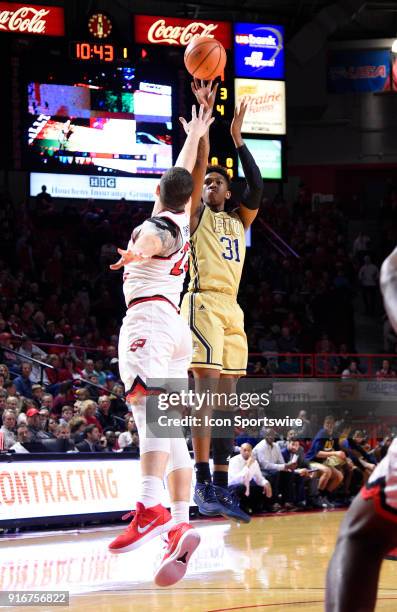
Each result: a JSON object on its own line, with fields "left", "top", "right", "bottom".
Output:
{"left": 231, "top": 99, "right": 264, "bottom": 230}
{"left": 186, "top": 79, "right": 218, "bottom": 231}
{"left": 152, "top": 104, "right": 214, "bottom": 217}
{"left": 176, "top": 103, "right": 214, "bottom": 172}
{"left": 381, "top": 246, "right": 397, "bottom": 332}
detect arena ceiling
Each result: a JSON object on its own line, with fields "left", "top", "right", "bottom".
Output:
{"left": 89, "top": 0, "right": 397, "bottom": 40}
{"left": 33, "top": 0, "right": 397, "bottom": 42}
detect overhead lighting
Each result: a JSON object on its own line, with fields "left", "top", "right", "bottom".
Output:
{"left": 392, "top": 39, "right": 397, "bottom": 53}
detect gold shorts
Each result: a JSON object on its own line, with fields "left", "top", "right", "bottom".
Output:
{"left": 309, "top": 462, "right": 328, "bottom": 471}
{"left": 309, "top": 459, "right": 346, "bottom": 471}
{"left": 324, "top": 456, "right": 346, "bottom": 469}
{"left": 180, "top": 291, "right": 247, "bottom": 375}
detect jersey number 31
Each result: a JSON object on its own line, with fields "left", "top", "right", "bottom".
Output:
{"left": 220, "top": 237, "right": 241, "bottom": 262}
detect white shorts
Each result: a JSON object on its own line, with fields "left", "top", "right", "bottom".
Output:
{"left": 118, "top": 299, "right": 192, "bottom": 399}
{"left": 362, "top": 438, "right": 397, "bottom": 522}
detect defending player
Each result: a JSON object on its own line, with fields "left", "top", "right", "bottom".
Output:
{"left": 108, "top": 105, "right": 214, "bottom": 588}
{"left": 326, "top": 246, "right": 397, "bottom": 611}
{"left": 180, "top": 82, "right": 263, "bottom": 522}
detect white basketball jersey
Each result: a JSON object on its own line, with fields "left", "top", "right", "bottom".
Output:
{"left": 123, "top": 210, "right": 190, "bottom": 309}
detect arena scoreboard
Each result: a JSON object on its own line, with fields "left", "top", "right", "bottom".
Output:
{"left": 1, "top": 5, "right": 286, "bottom": 196}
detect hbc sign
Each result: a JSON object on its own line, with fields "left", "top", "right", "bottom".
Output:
{"left": 30, "top": 172, "right": 159, "bottom": 201}
{"left": 134, "top": 14, "right": 232, "bottom": 49}
{"left": 0, "top": 3, "right": 64, "bottom": 36}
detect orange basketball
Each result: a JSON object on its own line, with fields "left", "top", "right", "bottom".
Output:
{"left": 184, "top": 36, "right": 226, "bottom": 80}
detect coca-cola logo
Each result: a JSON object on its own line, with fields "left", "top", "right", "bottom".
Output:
{"left": 0, "top": 3, "right": 64, "bottom": 36}
{"left": 135, "top": 15, "right": 232, "bottom": 49}
{"left": 0, "top": 6, "right": 48, "bottom": 33}
{"left": 148, "top": 18, "right": 218, "bottom": 46}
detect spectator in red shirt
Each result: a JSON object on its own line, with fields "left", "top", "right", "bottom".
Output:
{"left": 81, "top": 399, "right": 103, "bottom": 433}
{"left": 46, "top": 354, "right": 73, "bottom": 386}
{"left": 52, "top": 381, "right": 74, "bottom": 415}
{"left": 376, "top": 359, "right": 396, "bottom": 379}
{"left": 64, "top": 355, "right": 82, "bottom": 381}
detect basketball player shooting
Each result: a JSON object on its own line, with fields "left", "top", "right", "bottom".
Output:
{"left": 326, "top": 246, "right": 397, "bottom": 611}
{"left": 180, "top": 81, "right": 264, "bottom": 523}
{"left": 108, "top": 104, "right": 214, "bottom": 588}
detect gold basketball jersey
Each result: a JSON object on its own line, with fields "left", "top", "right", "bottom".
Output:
{"left": 188, "top": 205, "right": 246, "bottom": 296}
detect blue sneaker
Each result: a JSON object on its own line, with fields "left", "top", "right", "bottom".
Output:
{"left": 214, "top": 486, "right": 251, "bottom": 523}
{"left": 193, "top": 482, "right": 223, "bottom": 517}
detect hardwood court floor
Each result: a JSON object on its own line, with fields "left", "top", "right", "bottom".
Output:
{"left": 2, "top": 511, "right": 397, "bottom": 611}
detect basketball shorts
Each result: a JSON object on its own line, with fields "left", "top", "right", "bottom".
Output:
{"left": 180, "top": 291, "right": 247, "bottom": 375}
{"left": 118, "top": 299, "right": 192, "bottom": 472}
{"left": 118, "top": 300, "right": 192, "bottom": 399}
{"left": 361, "top": 438, "right": 397, "bottom": 523}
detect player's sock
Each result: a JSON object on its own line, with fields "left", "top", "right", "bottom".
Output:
{"left": 194, "top": 462, "right": 212, "bottom": 484}
{"left": 213, "top": 470, "right": 228, "bottom": 488}
{"left": 139, "top": 475, "right": 164, "bottom": 508}
{"left": 170, "top": 501, "right": 190, "bottom": 525}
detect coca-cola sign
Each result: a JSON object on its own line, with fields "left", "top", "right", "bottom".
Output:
{"left": 0, "top": 3, "right": 64, "bottom": 36}
{"left": 134, "top": 14, "right": 231, "bottom": 49}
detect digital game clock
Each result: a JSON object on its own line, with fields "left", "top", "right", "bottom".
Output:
{"left": 69, "top": 41, "right": 129, "bottom": 63}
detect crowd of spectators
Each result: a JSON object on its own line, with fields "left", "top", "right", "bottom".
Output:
{"left": 0, "top": 184, "right": 395, "bottom": 465}
{"left": 0, "top": 360, "right": 139, "bottom": 454}
{"left": 242, "top": 191, "right": 367, "bottom": 375}
{"left": 0, "top": 183, "right": 394, "bottom": 386}
{"left": 241, "top": 188, "right": 397, "bottom": 376}
{"left": 0, "top": 189, "right": 147, "bottom": 453}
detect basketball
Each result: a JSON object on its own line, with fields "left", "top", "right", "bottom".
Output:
{"left": 184, "top": 36, "right": 226, "bottom": 80}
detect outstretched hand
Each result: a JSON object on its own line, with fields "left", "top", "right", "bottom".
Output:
{"left": 179, "top": 103, "right": 215, "bottom": 138}
{"left": 109, "top": 247, "right": 146, "bottom": 270}
{"left": 191, "top": 78, "right": 219, "bottom": 112}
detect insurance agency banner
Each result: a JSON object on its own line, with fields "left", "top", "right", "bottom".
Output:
{"left": 30, "top": 172, "right": 158, "bottom": 201}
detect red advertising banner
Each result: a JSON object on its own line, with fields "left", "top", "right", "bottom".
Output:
{"left": 0, "top": 3, "right": 64, "bottom": 36}
{"left": 134, "top": 14, "right": 232, "bottom": 49}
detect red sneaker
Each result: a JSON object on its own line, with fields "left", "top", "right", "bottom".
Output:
{"left": 109, "top": 502, "right": 173, "bottom": 554}
{"left": 154, "top": 523, "right": 201, "bottom": 587}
